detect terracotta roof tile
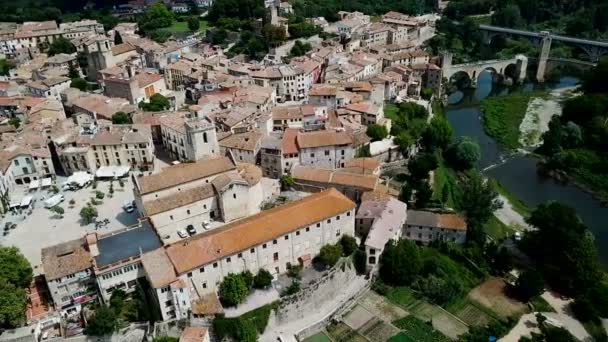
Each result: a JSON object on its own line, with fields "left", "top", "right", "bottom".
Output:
{"left": 143, "top": 184, "right": 215, "bottom": 216}
{"left": 141, "top": 248, "right": 178, "bottom": 288}
{"left": 297, "top": 130, "right": 353, "bottom": 148}
{"left": 165, "top": 188, "right": 355, "bottom": 274}
{"left": 41, "top": 238, "right": 93, "bottom": 280}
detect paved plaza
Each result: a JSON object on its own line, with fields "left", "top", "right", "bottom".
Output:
{"left": 0, "top": 177, "right": 141, "bottom": 274}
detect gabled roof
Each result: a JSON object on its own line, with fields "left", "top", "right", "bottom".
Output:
{"left": 297, "top": 130, "right": 353, "bottom": 148}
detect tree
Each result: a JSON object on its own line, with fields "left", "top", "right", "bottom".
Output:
{"left": 241, "top": 270, "right": 254, "bottom": 289}
{"left": 111, "top": 112, "right": 130, "bottom": 124}
{"left": 458, "top": 171, "right": 501, "bottom": 232}
{"left": 340, "top": 235, "right": 357, "bottom": 256}
{"left": 138, "top": 3, "right": 174, "bottom": 34}
{"left": 0, "top": 247, "right": 33, "bottom": 289}
{"left": 0, "top": 278, "right": 27, "bottom": 328}
{"left": 219, "top": 273, "right": 249, "bottom": 306}
{"left": 420, "top": 88, "right": 434, "bottom": 100}
{"left": 583, "top": 57, "right": 608, "bottom": 93}
{"left": 0, "top": 59, "right": 15, "bottom": 76}
{"left": 366, "top": 124, "right": 388, "bottom": 142}
{"left": 318, "top": 243, "right": 342, "bottom": 268}
{"left": 84, "top": 306, "right": 118, "bottom": 336}
{"left": 289, "top": 40, "right": 312, "bottom": 57}
{"left": 70, "top": 78, "right": 88, "bottom": 91}
{"left": 139, "top": 93, "right": 170, "bottom": 111}
{"left": 447, "top": 137, "right": 481, "bottom": 170}
{"left": 491, "top": 3, "right": 524, "bottom": 28}
{"left": 422, "top": 116, "right": 453, "bottom": 151}
{"left": 207, "top": 0, "right": 265, "bottom": 22}
{"left": 114, "top": 30, "right": 123, "bottom": 45}
{"left": 187, "top": 16, "right": 200, "bottom": 31}
{"left": 238, "top": 318, "right": 258, "bottom": 342}
{"left": 80, "top": 205, "right": 98, "bottom": 224}
{"left": 523, "top": 202, "right": 602, "bottom": 296}
{"left": 572, "top": 283, "right": 608, "bottom": 322}
{"left": 68, "top": 62, "right": 79, "bottom": 79}
{"left": 279, "top": 175, "right": 294, "bottom": 190}
{"left": 414, "top": 182, "right": 433, "bottom": 208}
{"left": 263, "top": 24, "right": 287, "bottom": 47}
{"left": 379, "top": 239, "right": 421, "bottom": 286}
{"left": 515, "top": 269, "right": 544, "bottom": 301}
{"left": 47, "top": 37, "right": 76, "bottom": 56}
{"left": 150, "top": 29, "right": 171, "bottom": 43}
{"left": 253, "top": 269, "right": 273, "bottom": 289}
{"left": 407, "top": 153, "right": 438, "bottom": 181}
{"left": 77, "top": 52, "right": 88, "bottom": 75}
{"left": 486, "top": 243, "right": 513, "bottom": 275}
{"left": 8, "top": 117, "right": 21, "bottom": 129}
{"left": 353, "top": 249, "right": 367, "bottom": 275}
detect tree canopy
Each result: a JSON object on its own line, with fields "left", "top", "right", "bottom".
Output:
{"left": 208, "top": 0, "right": 264, "bottom": 22}
{"left": 84, "top": 306, "right": 118, "bottom": 336}
{"left": 422, "top": 116, "right": 453, "bottom": 151}
{"left": 111, "top": 112, "right": 130, "bottom": 124}
{"left": 446, "top": 136, "right": 481, "bottom": 170}
{"left": 318, "top": 243, "right": 342, "bottom": 268}
{"left": 219, "top": 273, "right": 249, "bottom": 306}
{"left": 379, "top": 239, "right": 421, "bottom": 286}
{"left": 366, "top": 124, "right": 389, "bottom": 142}
{"left": 138, "top": 3, "right": 174, "bottom": 35}
{"left": 0, "top": 247, "right": 33, "bottom": 289}
{"left": 47, "top": 37, "right": 76, "bottom": 56}
{"left": 187, "top": 16, "right": 200, "bottom": 31}
{"left": 0, "top": 279, "right": 27, "bottom": 328}
{"left": 289, "top": 40, "right": 312, "bottom": 57}
{"left": 457, "top": 171, "right": 501, "bottom": 244}
{"left": 70, "top": 78, "right": 88, "bottom": 91}
{"left": 139, "top": 93, "right": 170, "bottom": 111}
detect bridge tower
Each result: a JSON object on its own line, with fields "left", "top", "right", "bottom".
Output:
{"left": 536, "top": 31, "right": 552, "bottom": 82}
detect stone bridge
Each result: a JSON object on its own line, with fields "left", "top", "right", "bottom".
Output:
{"left": 478, "top": 25, "right": 608, "bottom": 81}
{"left": 442, "top": 53, "right": 528, "bottom": 86}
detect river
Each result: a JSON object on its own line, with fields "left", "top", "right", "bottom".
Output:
{"left": 445, "top": 72, "right": 608, "bottom": 266}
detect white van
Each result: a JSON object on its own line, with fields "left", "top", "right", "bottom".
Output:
{"left": 44, "top": 194, "right": 64, "bottom": 208}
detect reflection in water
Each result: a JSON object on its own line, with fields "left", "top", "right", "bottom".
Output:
{"left": 445, "top": 73, "right": 608, "bottom": 267}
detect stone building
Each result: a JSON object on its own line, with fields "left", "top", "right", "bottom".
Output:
{"left": 159, "top": 109, "right": 219, "bottom": 162}
{"left": 297, "top": 130, "right": 354, "bottom": 169}
{"left": 404, "top": 210, "right": 467, "bottom": 244}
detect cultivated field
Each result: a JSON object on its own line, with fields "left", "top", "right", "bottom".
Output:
{"left": 468, "top": 277, "right": 527, "bottom": 317}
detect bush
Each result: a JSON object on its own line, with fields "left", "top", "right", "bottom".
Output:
{"left": 353, "top": 249, "right": 367, "bottom": 275}
{"left": 84, "top": 306, "right": 118, "bottom": 336}
{"left": 69, "top": 199, "right": 76, "bottom": 205}
{"left": 219, "top": 273, "right": 249, "bottom": 306}
{"left": 241, "top": 270, "right": 254, "bottom": 289}
{"left": 366, "top": 124, "right": 388, "bottom": 141}
{"left": 372, "top": 280, "right": 391, "bottom": 295}
{"left": 318, "top": 243, "right": 342, "bottom": 268}
{"left": 515, "top": 269, "right": 544, "bottom": 301}
{"left": 95, "top": 191, "right": 105, "bottom": 199}
{"left": 340, "top": 235, "right": 357, "bottom": 256}
{"left": 287, "top": 265, "right": 302, "bottom": 279}
{"left": 80, "top": 205, "right": 98, "bottom": 224}
{"left": 281, "top": 281, "right": 301, "bottom": 297}
{"left": 253, "top": 269, "right": 273, "bottom": 289}
{"left": 50, "top": 206, "right": 64, "bottom": 215}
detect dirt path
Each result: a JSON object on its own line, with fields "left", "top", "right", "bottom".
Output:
{"left": 494, "top": 195, "right": 533, "bottom": 231}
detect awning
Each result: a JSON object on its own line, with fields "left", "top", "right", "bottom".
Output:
{"left": 28, "top": 179, "right": 40, "bottom": 190}
{"left": 41, "top": 178, "right": 52, "bottom": 187}
{"left": 9, "top": 201, "right": 20, "bottom": 209}
{"left": 95, "top": 166, "right": 130, "bottom": 179}
{"left": 20, "top": 195, "right": 33, "bottom": 207}
{"left": 65, "top": 172, "right": 93, "bottom": 187}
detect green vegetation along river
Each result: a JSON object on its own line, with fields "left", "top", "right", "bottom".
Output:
{"left": 445, "top": 72, "right": 608, "bottom": 267}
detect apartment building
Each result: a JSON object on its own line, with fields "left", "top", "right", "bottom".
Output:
{"left": 159, "top": 110, "right": 219, "bottom": 162}
{"left": 0, "top": 145, "right": 55, "bottom": 188}
{"left": 57, "top": 124, "right": 154, "bottom": 175}
{"left": 89, "top": 221, "right": 162, "bottom": 303}
{"left": 404, "top": 210, "right": 467, "bottom": 244}
{"left": 140, "top": 188, "right": 356, "bottom": 320}
{"left": 291, "top": 165, "right": 383, "bottom": 202}
{"left": 59, "top": 20, "right": 105, "bottom": 39}
{"left": 251, "top": 65, "right": 310, "bottom": 102}
{"left": 104, "top": 70, "right": 167, "bottom": 105}
{"left": 26, "top": 77, "right": 71, "bottom": 101}
{"left": 356, "top": 197, "right": 407, "bottom": 270}
{"left": 259, "top": 128, "right": 299, "bottom": 178}
{"left": 297, "top": 130, "right": 354, "bottom": 169}
{"left": 41, "top": 238, "right": 97, "bottom": 315}
{"left": 218, "top": 130, "right": 263, "bottom": 164}
{"left": 134, "top": 156, "right": 266, "bottom": 243}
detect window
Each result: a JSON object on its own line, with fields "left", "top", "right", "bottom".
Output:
{"left": 238, "top": 253, "right": 242, "bottom": 258}
{"left": 203, "top": 132, "right": 208, "bottom": 143}
{"left": 273, "top": 252, "right": 279, "bottom": 261}
{"left": 165, "top": 300, "right": 173, "bottom": 307}
{"left": 336, "top": 229, "right": 340, "bottom": 236}
{"left": 306, "top": 227, "right": 310, "bottom": 232}
{"left": 226, "top": 257, "right": 231, "bottom": 263}
{"left": 310, "top": 153, "right": 315, "bottom": 158}
{"left": 170, "top": 215, "right": 173, "bottom": 220}
{"left": 202, "top": 282, "right": 207, "bottom": 289}
{"left": 337, "top": 215, "right": 340, "bottom": 221}
{"left": 263, "top": 243, "right": 267, "bottom": 249}
{"left": 161, "top": 286, "right": 170, "bottom": 293}
{"left": 273, "top": 239, "right": 277, "bottom": 245}
{"left": 213, "top": 262, "right": 218, "bottom": 268}
{"left": 327, "top": 219, "right": 331, "bottom": 224}
{"left": 199, "top": 267, "right": 204, "bottom": 273}
{"left": 296, "top": 231, "right": 300, "bottom": 236}
{"left": 186, "top": 209, "right": 190, "bottom": 215}
{"left": 187, "top": 272, "right": 192, "bottom": 278}
{"left": 233, "top": 193, "right": 236, "bottom": 199}
{"left": 250, "top": 248, "right": 255, "bottom": 253}
{"left": 341, "top": 150, "right": 345, "bottom": 155}
{"left": 369, "top": 249, "right": 376, "bottom": 255}
{"left": 347, "top": 211, "right": 351, "bottom": 216}
{"left": 369, "top": 256, "right": 376, "bottom": 264}
{"left": 317, "top": 223, "right": 321, "bottom": 228}
{"left": 325, "top": 150, "right": 329, "bottom": 156}
{"left": 284, "top": 235, "right": 289, "bottom": 240}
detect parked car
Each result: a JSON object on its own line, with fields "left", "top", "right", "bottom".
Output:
{"left": 514, "top": 231, "right": 522, "bottom": 242}
{"left": 186, "top": 225, "right": 196, "bottom": 235}
{"left": 177, "top": 230, "right": 188, "bottom": 238}
{"left": 44, "top": 194, "right": 64, "bottom": 208}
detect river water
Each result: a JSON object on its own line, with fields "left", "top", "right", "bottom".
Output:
{"left": 445, "top": 72, "right": 608, "bottom": 266}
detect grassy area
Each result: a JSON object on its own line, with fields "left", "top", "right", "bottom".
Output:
{"left": 529, "top": 296, "right": 555, "bottom": 313}
{"left": 492, "top": 179, "right": 532, "bottom": 218}
{"left": 326, "top": 322, "right": 367, "bottom": 342}
{"left": 302, "top": 332, "right": 332, "bottom": 342}
{"left": 167, "top": 20, "right": 208, "bottom": 33}
{"left": 480, "top": 92, "right": 545, "bottom": 150}
{"left": 582, "top": 320, "right": 608, "bottom": 342}
{"left": 432, "top": 160, "right": 462, "bottom": 209}
{"left": 384, "top": 102, "right": 400, "bottom": 121}
{"left": 483, "top": 215, "right": 515, "bottom": 240}
{"left": 390, "top": 316, "right": 450, "bottom": 342}
{"left": 551, "top": 148, "right": 608, "bottom": 202}
{"left": 444, "top": 296, "right": 501, "bottom": 327}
